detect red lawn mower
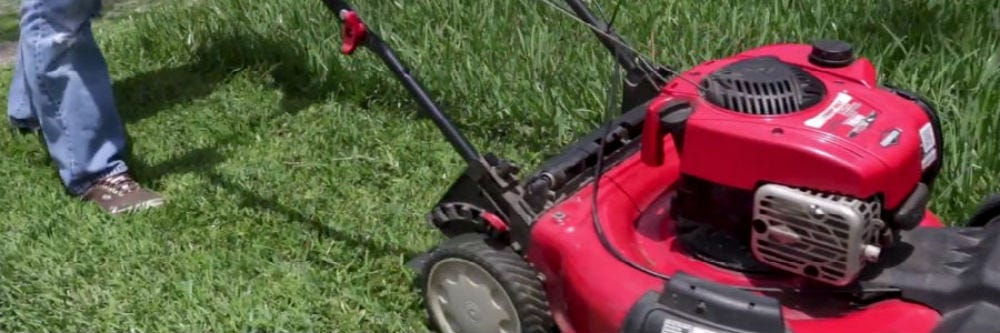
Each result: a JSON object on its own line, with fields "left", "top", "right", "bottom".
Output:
{"left": 322, "top": 1, "right": 1000, "bottom": 332}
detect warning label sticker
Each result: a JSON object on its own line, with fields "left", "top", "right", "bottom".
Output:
{"left": 805, "top": 91, "right": 854, "bottom": 129}
{"left": 919, "top": 122, "right": 937, "bottom": 169}
{"left": 660, "top": 318, "right": 722, "bottom": 333}
{"left": 803, "top": 91, "right": 877, "bottom": 138}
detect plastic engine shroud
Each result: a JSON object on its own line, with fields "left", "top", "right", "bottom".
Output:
{"left": 668, "top": 44, "right": 939, "bottom": 212}
{"left": 524, "top": 43, "right": 947, "bottom": 333}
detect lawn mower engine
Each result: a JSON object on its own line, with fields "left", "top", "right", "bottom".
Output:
{"left": 645, "top": 40, "right": 944, "bottom": 287}
{"left": 513, "top": 40, "right": 968, "bottom": 333}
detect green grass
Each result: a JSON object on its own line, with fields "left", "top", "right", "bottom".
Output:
{"left": 0, "top": 0, "right": 998, "bottom": 331}
{"left": 0, "top": 15, "right": 15, "bottom": 42}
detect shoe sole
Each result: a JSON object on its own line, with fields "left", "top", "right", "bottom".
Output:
{"left": 109, "top": 198, "right": 165, "bottom": 215}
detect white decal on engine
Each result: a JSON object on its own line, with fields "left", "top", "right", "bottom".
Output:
{"left": 919, "top": 122, "right": 937, "bottom": 169}
{"left": 692, "top": 327, "right": 721, "bottom": 333}
{"left": 660, "top": 318, "right": 721, "bottom": 333}
{"left": 880, "top": 129, "right": 902, "bottom": 147}
{"left": 922, "top": 150, "right": 938, "bottom": 170}
{"left": 805, "top": 91, "right": 854, "bottom": 129}
{"left": 847, "top": 112, "right": 878, "bottom": 138}
{"left": 844, "top": 114, "right": 866, "bottom": 126}
{"left": 660, "top": 318, "right": 690, "bottom": 333}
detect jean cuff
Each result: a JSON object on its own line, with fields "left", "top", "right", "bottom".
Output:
{"left": 8, "top": 117, "right": 40, "bottom": 131}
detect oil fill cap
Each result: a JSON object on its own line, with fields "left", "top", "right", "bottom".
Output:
{"left": 809, "top": 39, "right": 855, "bottom": 68}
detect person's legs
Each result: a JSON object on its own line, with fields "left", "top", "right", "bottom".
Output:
{"left": 13, "top": 0, "right": 162, "bottom": 213}
{"left": 7, "top": 39, "right": 39, "bottom": 131}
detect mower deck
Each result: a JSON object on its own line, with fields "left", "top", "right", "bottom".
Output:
{"left": 406, "top": 86, "right": 999, "bottom": 333}
{"left": 523, "top": 133, "right": 942, "bottom": 333}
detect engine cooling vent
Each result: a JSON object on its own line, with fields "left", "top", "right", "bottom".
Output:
{"left": 702, "top": 57, "right": 826, "bottom": 116}
{"left": 751, "top": 184, "right": 885, "bottom": 286}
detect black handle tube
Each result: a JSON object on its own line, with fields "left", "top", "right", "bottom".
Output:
{"left": 366, "top": 36, "right": 484, "bottom": 166}
{"left": 322, "top": 0, "right": 484, "bottom": 170}
{"left": 321, "top": 0, "right": 350, "bottom": 13}
{"left": 560, "top": 0, "right": 640, "bottom": 73}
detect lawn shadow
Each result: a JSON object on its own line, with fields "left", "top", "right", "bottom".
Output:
{"left": 114, "top": 31, "right": 351, "bottom": 125}
{"left": 1, "top": 12, "right": 18, "bottom": 43}
{"left": 119, "top": 27, "right": 428, "bottom": 262}
{"left": 114, "top": 64, "right": 226, "bottom": 124}
{"left": 188, "top": 33, "right": 347, "bottom": 115}
{"left": 129, "top": 145, "right": 424, "bottom": 260}
{"left": 203, "top": 171, "right": 424, "bottom": 260}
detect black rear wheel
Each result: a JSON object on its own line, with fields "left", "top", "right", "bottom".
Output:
{"left": 419, "top": 233, "right": 554, "bottom": 333}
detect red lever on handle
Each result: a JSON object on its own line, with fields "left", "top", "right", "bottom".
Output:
{"left": 340, "top": 10, "right": 367, "bottom": 55}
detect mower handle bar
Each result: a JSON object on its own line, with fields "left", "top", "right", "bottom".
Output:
{"left": 320, "top": 0, "right": 666, "bottom": 250}
{"left": 321, "top": 0, "right": 665, "bottom": 175}
{"left": 321, "top": 0, "right": 485, "bottom": 171}
{"left": 560, "top": 0, "right": 644, "bottom": 74}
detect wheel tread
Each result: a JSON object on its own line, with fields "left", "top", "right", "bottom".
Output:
{"left": 420, "top": 233, "right": 555, "bottom": 333}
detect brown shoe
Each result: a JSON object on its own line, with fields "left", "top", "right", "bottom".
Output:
{"left": 80, "top": 173, "right": 165, "bottom": 215}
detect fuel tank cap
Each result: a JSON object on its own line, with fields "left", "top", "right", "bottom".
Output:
{"left": 809, "top": 39, "right": 855, "bottom": 68}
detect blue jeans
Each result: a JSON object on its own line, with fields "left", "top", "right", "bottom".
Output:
{"left": 7, "top": 0, "right": 129, "bottom": 196}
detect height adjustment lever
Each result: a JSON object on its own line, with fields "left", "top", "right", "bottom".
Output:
{"left": 339, "top": 10, "right": 367, "bottom": 55}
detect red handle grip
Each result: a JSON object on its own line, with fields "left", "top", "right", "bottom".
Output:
{"left": 340, "top": 10, "right": 367, "bottom": 55}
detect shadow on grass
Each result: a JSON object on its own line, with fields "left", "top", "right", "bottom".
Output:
{"left": 114, "top": 33, "right": 345, "bottom": 123}
{"left": 129, "top": 146, "right": 424, "bottom": 260}
{"left": 114, "top": 64, "right": 224, "bottom": 123}
{"left": 1, "top": 11, "right": 18, "bottom": 42}
{"left": 205, "top": 170, "right": 425, "bottom": 260}
{"left": 117, "top": 31, "right": 425, "bottom": 261}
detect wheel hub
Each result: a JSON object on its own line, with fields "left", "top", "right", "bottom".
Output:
{"left": 427, "top": 258, "right": 520, "bottom": 333}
